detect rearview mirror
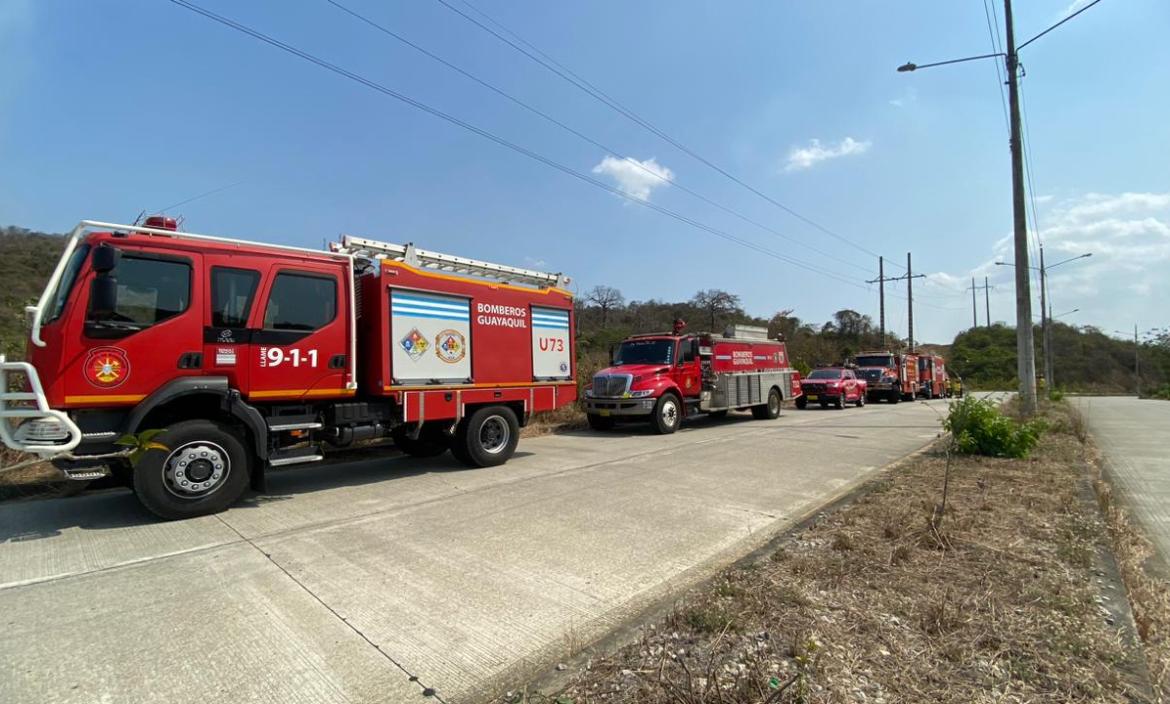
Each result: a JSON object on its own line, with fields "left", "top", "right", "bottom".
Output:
{"left": 89, "top": 276, "right": 118, "bottom": 319}
{"left": 91, "top": 244, "right": 121, "bottom": 274}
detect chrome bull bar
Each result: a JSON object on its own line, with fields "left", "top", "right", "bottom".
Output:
{"left": 0, "top": 355, "right": 82, "bottom": 456}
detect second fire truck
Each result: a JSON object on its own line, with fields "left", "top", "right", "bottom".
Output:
{"left": 584, "top": 324, "right": 801, "bottom": 433}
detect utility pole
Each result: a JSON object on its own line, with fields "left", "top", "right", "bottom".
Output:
{"left": 1039, "top": 245, "right": 1051, "bottom": 389}
{"left": 905, "top": 252, "right": 925, "bottom": 351}
{"left": 967, "top": 278, "right": 994, "bottom": 326}
{"left": 879, "top": 256, "right": 886, "bottom": 345}
{"left": 985, "top": 276, "right": 991, "bottom": 327}
{"left": 1005, "top": 0, "right": 1038, "bottom": 414}
{"left": 1135, "top": 324, "right": 1141, "bottom": 397}
{"left": 969, "top": 277, "right": 977, "bottom": 328}
{"left": 867, "top": 255, "right": 915, "bottom": 349}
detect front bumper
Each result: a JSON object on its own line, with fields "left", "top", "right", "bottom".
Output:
{"left": 0, "top": 355, "right": 83, "bottom": 456}
{"left": 583, "top": 397, "right": 657, "bottom": 417}
{"left": 801, "top": 387, "right": 842, "bottom": 402}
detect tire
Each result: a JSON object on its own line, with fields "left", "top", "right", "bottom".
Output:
{"left": 835, "top": 394, "right": 846, "bottom": 410}
{"left": 452, "top": 406, "right": 520, "bottom": 467}
{"left": 856, "top": 391, "right": 866, "bottom": 408}
{"left": 650, "top": 393, "right": 683, "bottom": 435}
{"left": 132, "top": 419, "right": 251, "bottom": 520}
{"left": 587, "top": 413, "right": 616, "bottom": 431}
{"left": 708, "top": 410, "right": 729, "bottom": 420}
{"left": 795, "top": 397, "right": 808, "bottom": 410}
{"left": 392, "top": 424, "right": 449, "bottom": 457}
{"left": 888, "top": 390, "right": 901, "bottom": 404}
{"left": 752, "top": 387, "right": 782, "bottom": 419}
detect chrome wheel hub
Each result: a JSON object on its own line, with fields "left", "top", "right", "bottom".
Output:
{"left": 662, "top": 400, "right": 678, "bottom": 426}
{"left": 164, "top": 442, "right": 230, "bottom": 499}
{"left": 479, "top": 416, "right": 510, "bottom": 455}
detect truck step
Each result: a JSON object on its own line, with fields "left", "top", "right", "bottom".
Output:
{"left": 266, "top": 415, "right": 323, "bottom": 432}
{"left": 269, "top": 445, "right": 324, "bottom": 467}
{"left": 62, "top": 468, "right": 110, "bottom": 482}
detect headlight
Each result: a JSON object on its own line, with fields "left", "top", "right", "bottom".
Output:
{"left": 629, "top": 389, "right": 655, "bottom": 398}
{"left": 584, "top": 387, "right": 594, "bottom": 398}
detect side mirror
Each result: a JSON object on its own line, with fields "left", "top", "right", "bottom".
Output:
{"left": 91, "top": 244, "right": 121, "bottom": 274}
{"left": 89, "top": 276, "right": 118, "bottom": 319}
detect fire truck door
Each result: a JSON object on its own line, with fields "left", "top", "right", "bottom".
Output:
{"left": 66, "top": 246, "right": 204, "bottom": 405}
{"left": 204, "top": 264, "right": 265, "bottom": 392}
{"left": 247, "top": 266, "right": 349, "bottom": 402}
{"left": 676, "top": 337, "right": 701, "bottom": 398}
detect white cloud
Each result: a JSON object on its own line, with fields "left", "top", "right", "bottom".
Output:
{"left": 1061, "top": 0, "right": 1094, "bottom": 18}
{"left": 784, "top": 137, "right": 871, "bottom": 172}
{"left": 591, "top": 155, "right": 673, "bottom": 202}
{"left": 932, "top": 191, "right": 1170, "bottom": 331}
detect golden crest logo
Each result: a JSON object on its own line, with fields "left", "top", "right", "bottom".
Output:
{"left": 85, "top": 347, "right": 130, "bottom": 388}
{"left": 435, "top": 329, "right": 466, "bottom": 364}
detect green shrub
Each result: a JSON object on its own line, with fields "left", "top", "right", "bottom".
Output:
{"left": 943, "top": 396, "right": 1044, "bottom": 458}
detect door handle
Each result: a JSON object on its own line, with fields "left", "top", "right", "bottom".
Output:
{"left": 177, "top": 352, "right": 203, "bottom": 369}
{"left": 328, "top": 354, "right": 346, "bottom": 369}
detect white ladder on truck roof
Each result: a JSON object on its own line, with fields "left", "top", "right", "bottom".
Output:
{"left": 330, "top": 234, "right": 571, "bottom": 290}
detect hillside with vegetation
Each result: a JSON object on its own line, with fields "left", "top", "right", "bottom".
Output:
{"left": 0, "top": 226, "right": 65, "bottom": 359}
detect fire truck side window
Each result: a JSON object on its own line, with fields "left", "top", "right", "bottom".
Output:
{"left": 211, "top": 267, "right": 260, "bottom": 328}
{"left": 90, "top": 255, "right": 191, "bottom": 326}
{"left": 262, "top": 272, "right": 337, "bottom": 331}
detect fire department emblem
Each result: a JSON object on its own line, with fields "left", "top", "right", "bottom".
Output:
{"left": 84, "top": 347, "right": 130, "bottom": 388}
{"left": 435, "top": 329, "right": 466, "bottom": 364}
{"left": 400, "top": 328, "right": 429, "bottom": 361}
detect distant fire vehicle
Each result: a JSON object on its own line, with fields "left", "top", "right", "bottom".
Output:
{"left": 853, "top": 351, "right": 920, "bottom": 403}
{"left": 0, "top": 218, "right": 576, "bottom": 519}
{"left": 583, "top": 324, "right": 800, "bottom": 434}
{"left": 917, "top": 354, "right": 949, "bottom": 398}
{"left": 796, "top": 367, "right": 867, "bottom": 410}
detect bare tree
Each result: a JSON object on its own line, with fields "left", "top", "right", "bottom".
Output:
{"left": 691, "top": 289, "right": 742, "bottom": 331}
{"left": 584, "top": 285, "right": 625, "bottom": 326}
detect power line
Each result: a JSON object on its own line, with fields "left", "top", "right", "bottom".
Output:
{"left": 322, "top": 0, "right": 877, "bottom": 276}
{"left": 1018, "top": 0, "right": 1107, "bottom": 50}
{"left": 981, "top": 0, "right": 1010, "bottom": 134}
{"left": 163, "top": 0, "right": 868, "bottom": 288}
{"left": 433, "top": 0, "right": 908, "bottom": 270}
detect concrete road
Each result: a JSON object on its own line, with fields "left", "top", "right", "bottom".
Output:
{"left": 1073, "top": 396, "right": 1170, "bottom": 564}
{"left": 0, "top": 397, "right": 965, "bottom": 704}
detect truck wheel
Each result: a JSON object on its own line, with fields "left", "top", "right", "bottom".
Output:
{"left": 751, "top": 388, "right": 782, "bottom": 419}
{"left": 888, "top": 390, "right": 901, "bottom": 404}
{"left": 651, "top": 393, "right": 682, "bottom": 434}
{"left": 795, "top": 396, "right": 807, "bottom": 410}
{"left": 392, "top": 425, "right": 449, "bottom": 457}
{"left": 856, "top": 392, "right": 866, "bottom": 408}
{"left": 587, "top": 413, "right": 616, "bottom": 431}
{"left": 452, "top": 406, "right": 520, "bottom": 467}
{"left": 132, "top": 419, "right": 251, "bottom": 520}
{"left": 835, "top": 394, "right": 847, "bottom": 410}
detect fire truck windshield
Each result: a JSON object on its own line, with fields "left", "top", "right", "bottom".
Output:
{"left": 613, "top": 339, "right": 674, "bottom": 366}
{"left": 855, "top": 355, "right": 894, "bottom": 368}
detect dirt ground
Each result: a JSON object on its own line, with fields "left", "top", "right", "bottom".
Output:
{"left": 497, "top": 401, "right": 1156, "bottom": 703}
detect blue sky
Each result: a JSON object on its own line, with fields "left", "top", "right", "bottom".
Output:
{"left": 2, "top": 0, "right": 1167, "bottom": 343}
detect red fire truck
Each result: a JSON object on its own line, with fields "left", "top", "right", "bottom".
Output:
{"left": 917, "top": 354, "right": 949, "bottom": 399}
{"left": 583, "top": 324, "right": 801, "bottom": 433}
{"left": 853, "top": 350, "right": 920, "bottom": 403}
{"left": 0, "top": 218, "right": 577, "bottom": 518}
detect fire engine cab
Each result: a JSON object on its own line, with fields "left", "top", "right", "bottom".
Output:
{"left": 0, "top": 218, "right": 576, "bottom": 519}
{"left": 584, "top": 324, "right": 800, "bottom": 433}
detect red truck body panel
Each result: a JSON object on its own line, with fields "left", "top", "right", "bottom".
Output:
{"left": 358, "top": 259, "right": 577, "bottom": 419}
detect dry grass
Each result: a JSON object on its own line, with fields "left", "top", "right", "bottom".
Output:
{"left": 523, "top": 404, "right": 588, "bottom": 438}
{"left": 498, "top": 401, "right": 1149, "bottom": 703}
{"left": 0, "top": 448, "right": 69, "bottom": 500}
{"left": 1090, "top": 440, "right": 1170, "bottom": 699}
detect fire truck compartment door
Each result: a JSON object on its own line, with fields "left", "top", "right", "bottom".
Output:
{"left": 531, "top": 307, "right": 571, "bottom": 380}
{"left": 390, "top": 290, "right": 471, "bottom": 383}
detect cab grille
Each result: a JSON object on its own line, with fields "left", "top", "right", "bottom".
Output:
{"left": 592, "top": 374, "right": 632, "bottom": 398}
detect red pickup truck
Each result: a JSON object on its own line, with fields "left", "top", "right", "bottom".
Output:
{"left": 796, "top": 367, "right": 867, "bottom": 410}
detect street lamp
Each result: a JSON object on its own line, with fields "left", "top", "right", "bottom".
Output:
{"left": 996, "top": 248, "right": 1091, "bottom": 388}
